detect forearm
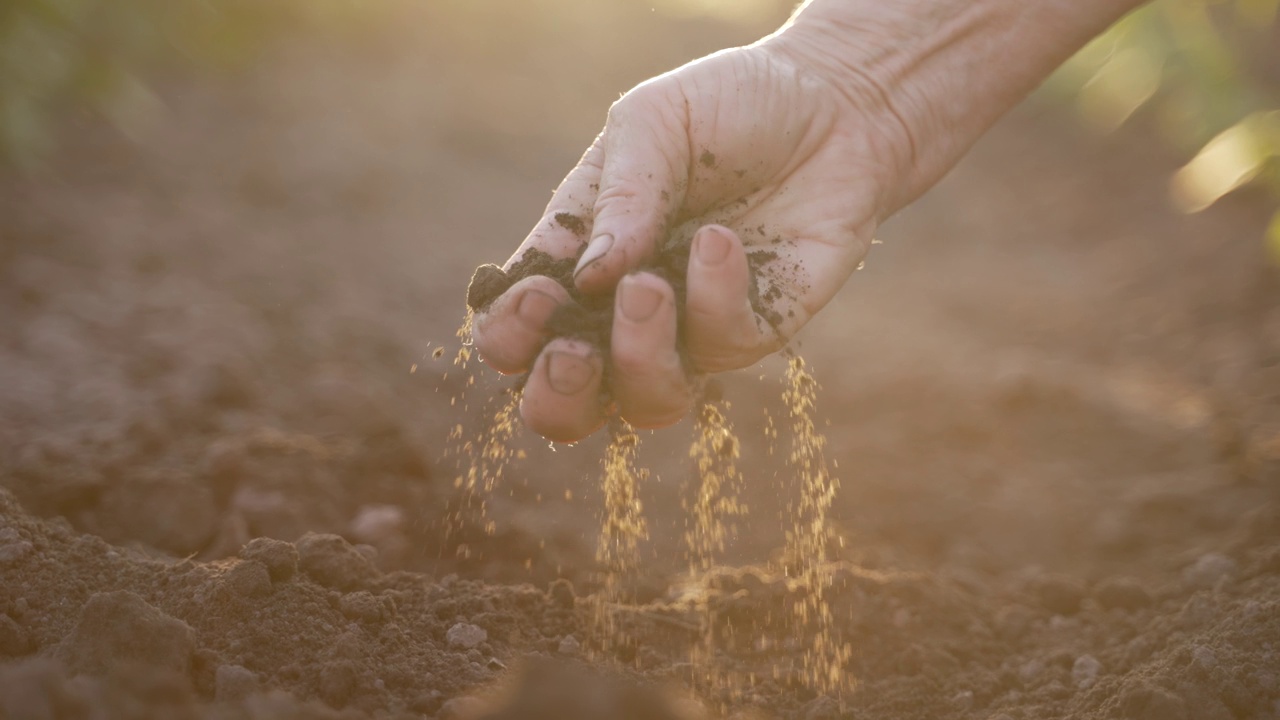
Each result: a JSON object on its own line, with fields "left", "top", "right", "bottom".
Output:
{"left": 769, "top": 0, "right": 1149, "bottom": 216}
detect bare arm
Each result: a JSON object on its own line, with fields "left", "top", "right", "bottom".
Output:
{"left": 772, "top": 0, "right": 1149, "bottom": 214}
{"left": 473, "top": 0, "right": 1150, "bottom": 442}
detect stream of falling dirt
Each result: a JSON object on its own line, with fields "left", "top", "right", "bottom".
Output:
{"left": 445, "top": 309, "right": 848, "bottom": 694}
{"left": 782, "top": 352, "right": 852, "bottom": 695}
{"left": 446, "top": 390, "right": 522, "bottom": 541}
{"left": 685, "top": 399, "right": 746, "bottom": 692}
{"left": 442, "top": 312, "right": 523, "bottom": 547}
{"left": 590, "top": 418, "right": 650, "bottom": 654}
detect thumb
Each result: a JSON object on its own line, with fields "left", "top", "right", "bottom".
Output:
{"left": 573, "top": 82, "right": 689, "bottom": 294}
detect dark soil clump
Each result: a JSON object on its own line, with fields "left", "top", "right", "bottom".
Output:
{"left": 466, "top": 228, "right": 780, "bottom": 362}
{"left": 466, "top": 250, "right": 578, "bottom": 314}
{"left": 553, "top": 212, "right": 588, "bottom": 237}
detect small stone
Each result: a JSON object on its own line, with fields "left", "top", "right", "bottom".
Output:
{"left": 1191, "top": 645, "right": 1216, "bottom": 670}
{"left": 58, "top": 590, "right": 195, "bottom": 676}
{"left": 215, "top": 664, "right": 259, "bottom": 703}
{"left": 239, "top": 537, "right": 298, "bottom": 582}
{"left": 1072, "top": 654, "right": 1101, "bottom": 688}
{"left": 0, "top": 615, "right": 32, "bottom": 656}
{"left": 1094, "top": 577, "right": 1152, "bottom": 611}
{"left": 547, "top": 579, "right": 576, "bottom": 610}
{"left": 222, "top": 560, "right": 272, "bottom": 599}
{"left": 296, "top": 533, "right": 377, "bottom": 591}
{"left": 557, "top": 634, "right": 581, "bottom": 656}
{"left": 1182, "top": 553, "right": 1237, "bottom": 590}
{"left": 801, "top": 695, "right": 841, "bottom": 720}
{"left": 446, "top": 623, "right": 487, "bottom": 649}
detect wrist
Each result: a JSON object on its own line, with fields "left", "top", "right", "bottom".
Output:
{"left": 767, "top": 0, "right": 1146, "bottom": 216}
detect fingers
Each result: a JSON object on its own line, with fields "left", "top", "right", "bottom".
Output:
{"left": 611, "top": 272, "right": 691, "bottom": 428}
{"left": 685, "top": 225, "right": 782, "bottom": 372}
{"left": 520, "top": 338, "right": 605, "bottom": 443}
{"left": 574, "top": 84, "right": 689, "bottom": 294}
{"left": 472, "top": 275, "right": 571, "bottom": 374}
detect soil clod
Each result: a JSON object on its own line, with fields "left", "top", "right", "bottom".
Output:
{"left": 296, "top": 532, "right": 379, "bottom": 591}
{"left": 239, "top": 536, "right": 298, "bottom": 582}
{"left": 554, "top": 211, "right": 588, "bottom": 236}
{"left": 58, "top": 591, "right": 196, "bottom": 677}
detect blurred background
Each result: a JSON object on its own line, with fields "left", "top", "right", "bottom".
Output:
{"left": 3, "top": 0, "right": 1278, "bottom": 228}
{"left": 0, "top": 0, "right": 1277, "bottom": 595}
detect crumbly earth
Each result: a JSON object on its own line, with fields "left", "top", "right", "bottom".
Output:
{"left": 1, "top": 3, "right": 1279, "bottom": 719}
{"left": 465, "top": 218, "right": 779, "bottom": 358}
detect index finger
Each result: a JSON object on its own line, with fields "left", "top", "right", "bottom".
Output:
{"left": 502, "top": 135, "right": 605, "bottom": 269}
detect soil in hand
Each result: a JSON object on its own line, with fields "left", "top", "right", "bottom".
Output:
{"left": 465, "top": 221, "right": 780, "bottom": 358}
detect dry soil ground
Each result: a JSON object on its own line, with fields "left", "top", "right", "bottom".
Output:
{"left": 1, "top": 3, "right": 1278, "bottom": 719}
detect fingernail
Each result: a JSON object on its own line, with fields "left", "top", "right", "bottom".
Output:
{"left": 516, "top": 289, "right": 559, "bottom": 326}
{"left": 618, "top": 276, "right": 663, "bottom": 322}
{"left": 574, "top": 234, "right": 614, "bottom": 276}
{"left": 546, "top": 351, "right": 596, "bottom": 395}
{"left": 695, "top": 226, "right": 732, "bottom": 265}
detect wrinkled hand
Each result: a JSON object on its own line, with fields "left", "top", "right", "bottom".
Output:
{"left": 472, "top": 38, "right": 908, "bottom": 442}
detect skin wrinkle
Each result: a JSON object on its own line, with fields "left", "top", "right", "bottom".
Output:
{"left": 782, "top": 0, "right": 1146, "bottom": 213}
{"left": 763, "top": 41, "right": 908, "bottom": 220}
{"left": 599, "top": 85, "right": 690, "bottom": 249}
{"left": 676, "top": 72, "right": 710, "bottom": 214}
{"left": 763, "top": 58, "right": 836, "bottom": 193}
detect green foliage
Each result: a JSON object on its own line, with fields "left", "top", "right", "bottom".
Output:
{"left": 1052, "top": 0, "right": 1280, "bottom": 242}
{"left": 0, "top": 0, "right": 367, "bottom": 168}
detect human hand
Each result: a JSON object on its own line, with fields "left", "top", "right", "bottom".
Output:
{"left": 470, "top": 0, "right": 1143, "bottom": 443}
{"left": 469, "top": 38, "right": 909, "bottom": 442}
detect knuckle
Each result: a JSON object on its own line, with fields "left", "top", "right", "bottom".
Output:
{"left": 609, "top": 81, "right": 667, "bottom": 120}
{"left": 593, "top": 180, "right": 645, "bottom": 209}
